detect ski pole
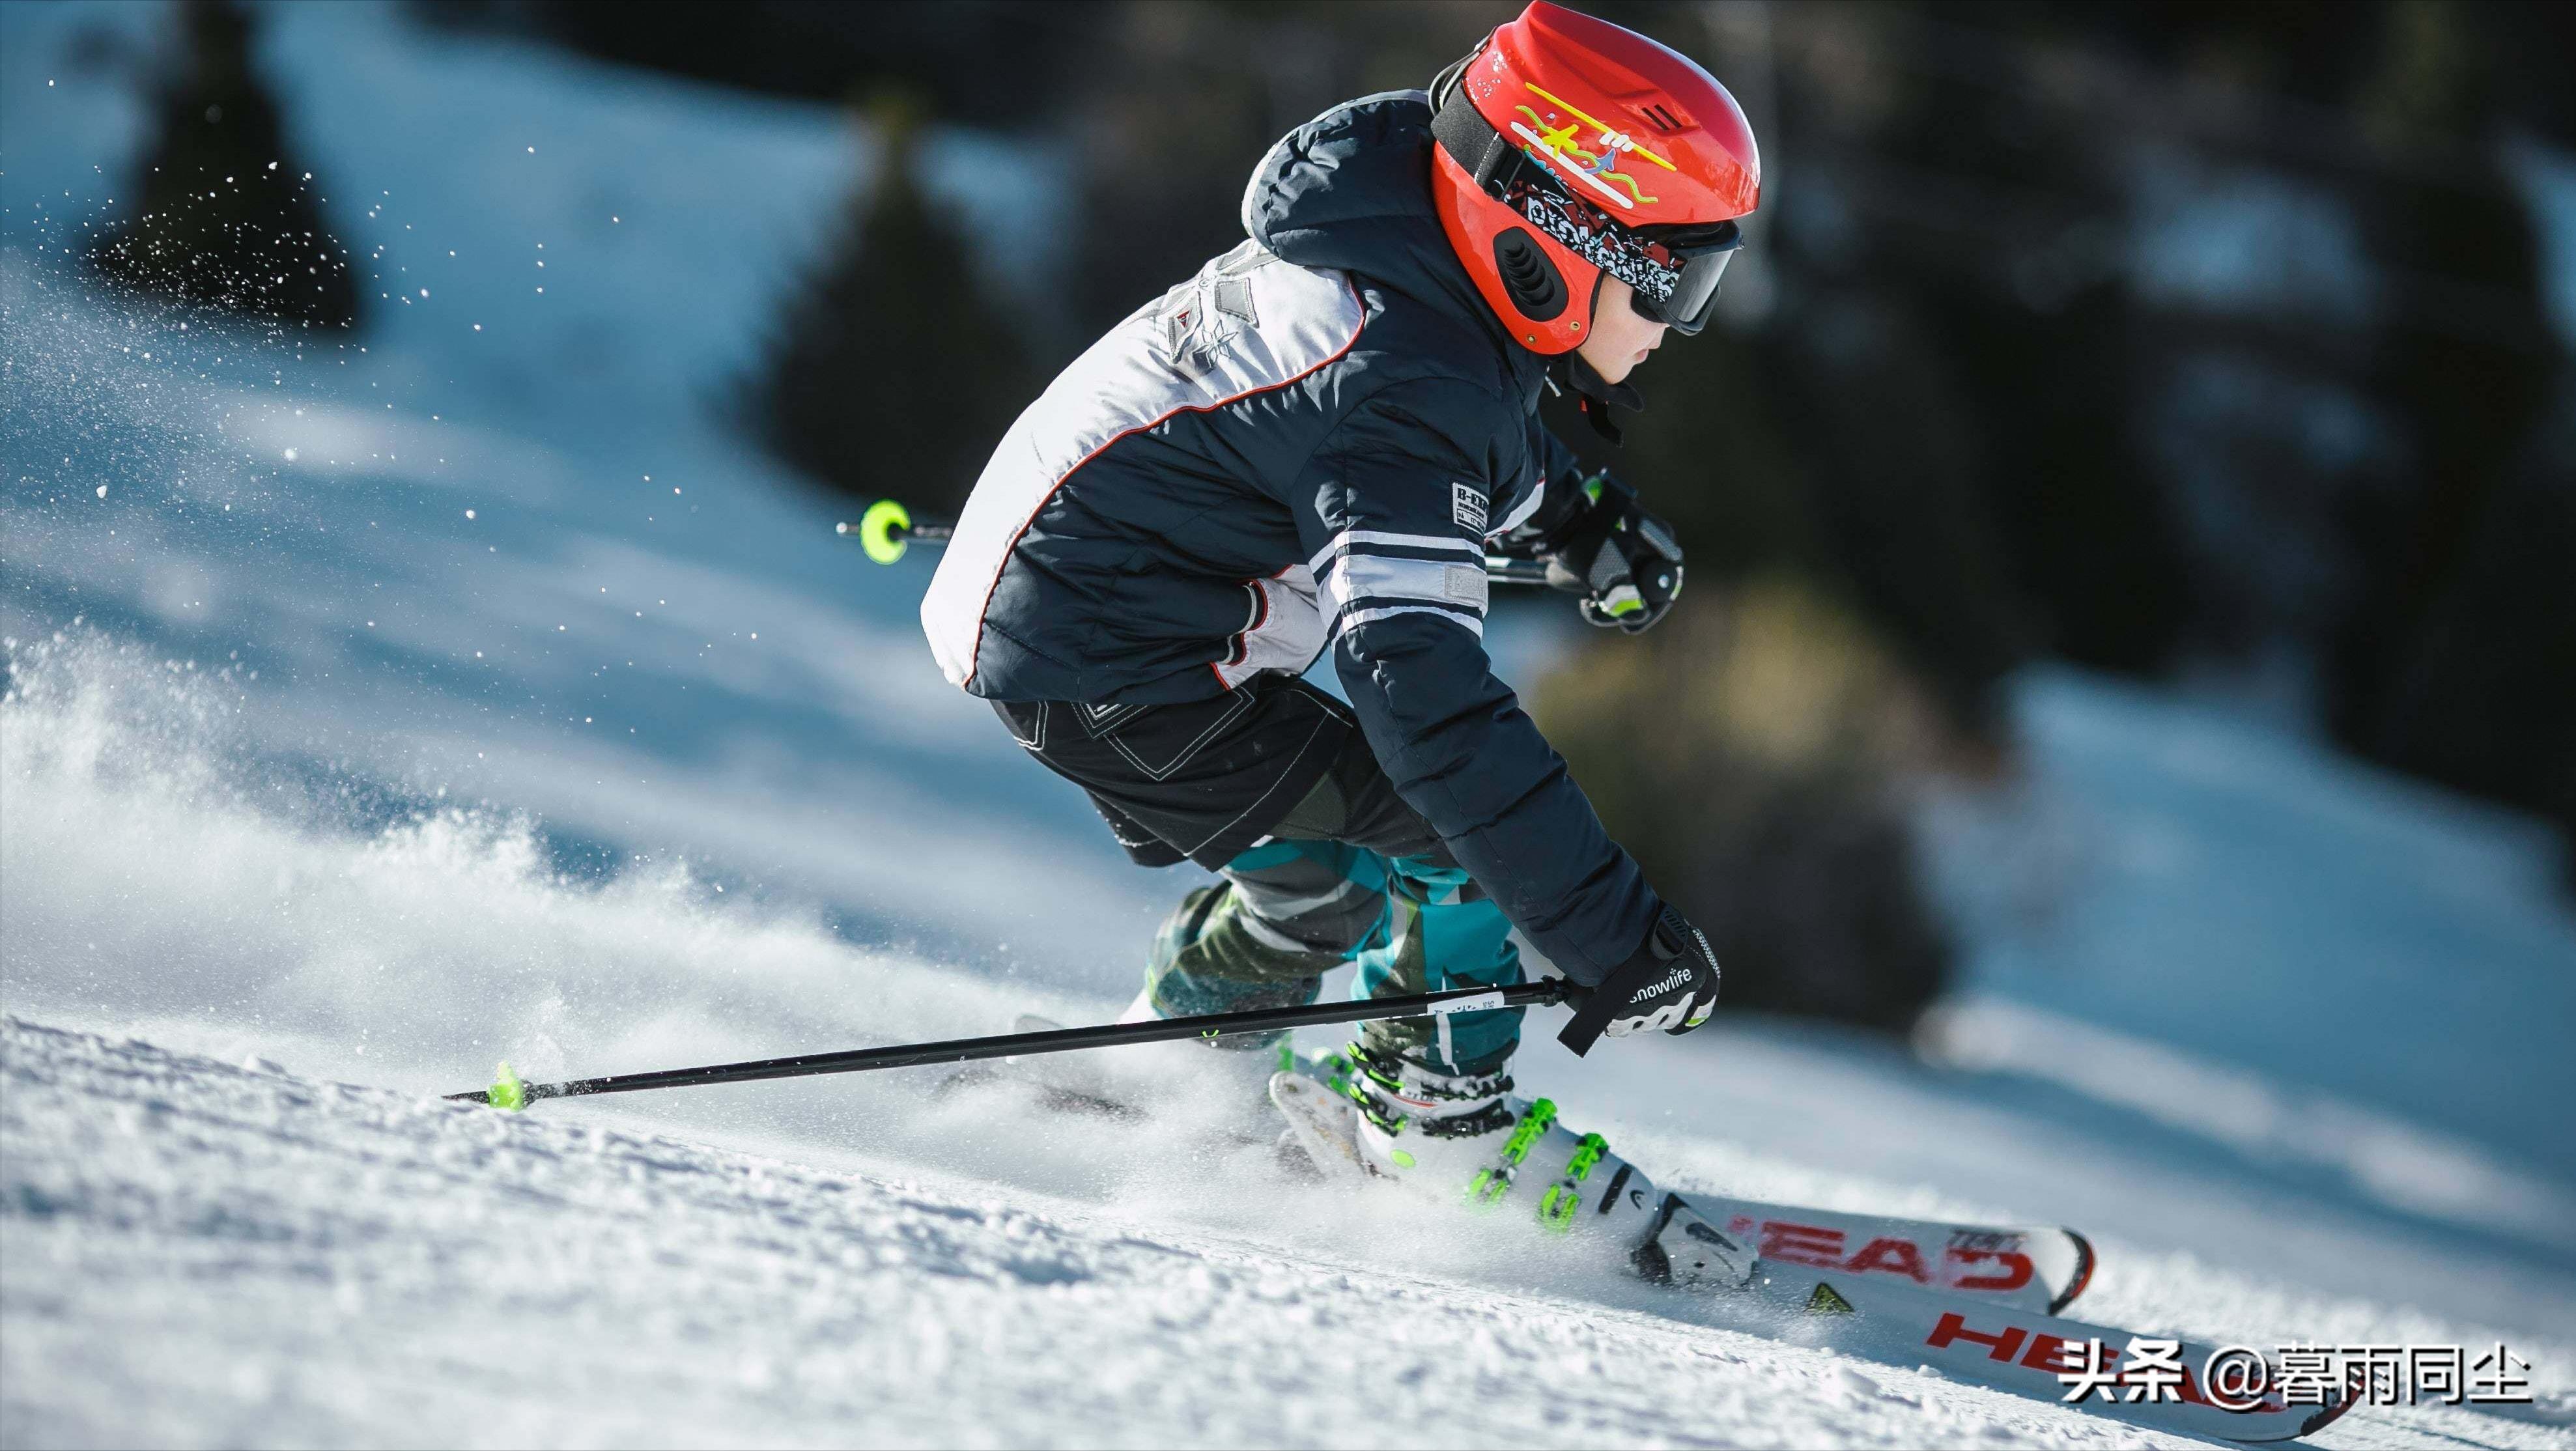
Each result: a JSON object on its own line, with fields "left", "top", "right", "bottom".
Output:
{"left": 450, "top": 976, "right": 1586, "bottom": 1110}
{"left": 836, "top": 500, "right": 1560, "bottom": 588}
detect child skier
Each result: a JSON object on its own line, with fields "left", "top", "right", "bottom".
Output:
{"left": 923, "top": 2, "right": 1759, "bottom": 1172}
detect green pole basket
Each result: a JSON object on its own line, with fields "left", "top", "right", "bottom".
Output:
{"left": 855, "top": 499, "right": 912, "bottom": 565}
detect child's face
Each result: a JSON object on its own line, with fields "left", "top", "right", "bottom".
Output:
{"left": 1576, "top": 277, "right": 1669, "bottom": 385}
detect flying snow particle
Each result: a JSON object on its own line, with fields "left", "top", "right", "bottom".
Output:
{"left": 95, "top": 485, "right": 107, "bottom": 499}
{"left": 283, "top": 448, "right": 298, "bottom": 461}
{"left": 464, "top": 509, "right": 476, "bottom": 520}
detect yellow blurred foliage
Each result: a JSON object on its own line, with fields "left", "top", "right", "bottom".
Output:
{"left": 1526, "top": 572, "right": 1964, "bottom": 1028}
{"left": 1534, "top": 572, "right": 1954, "bottom": 790}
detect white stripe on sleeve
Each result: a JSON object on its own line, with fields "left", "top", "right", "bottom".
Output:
{"left": 1307, "top": 528, "right": 1481, "bottom": 580}
{"left": 1334, "top": 603, "right": 1486, "bottom": 640}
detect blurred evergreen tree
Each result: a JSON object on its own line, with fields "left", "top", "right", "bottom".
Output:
{"left": 741, "top": 96, "right": 1038, "bottom": 516}
{"left": 87, "top": 0, "right": 360, "bottom": 330}
{"left": 419, "top": 1, "right": 1097, "bottom": 128}
{"left": 2325, "top": 0, "right": 2569, "bottom": 864}
{"left": 1062, "top": 1, "right": 1511, "bottom": 333}
{"left": 2360, "top": 395, "right": 2576, "bottom": 889}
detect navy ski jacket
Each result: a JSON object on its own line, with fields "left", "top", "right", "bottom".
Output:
{"left": 922, "top": 91, "right": 1660, "bottom": 983}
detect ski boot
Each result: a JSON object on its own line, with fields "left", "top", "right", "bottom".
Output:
{"left": 1127, "top": 884, "right": 1328, "bottom": 1045}
{"left": 1038, "top": 884, "right": 1329, "bottom": 1121}
{"left": 1270, "top": 1047, "right": 1756, "bottom": 1291}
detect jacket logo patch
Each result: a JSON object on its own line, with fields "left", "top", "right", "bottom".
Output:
{"left": 1157, "top": 240, "right": 1271, "bottom": 377}
{"left": 1452, "top": 483, "right": 1489, "bottom": 533}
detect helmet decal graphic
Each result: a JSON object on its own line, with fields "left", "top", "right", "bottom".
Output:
{"left": 1510, "top": 83, "right": 1675, "bottom": 210}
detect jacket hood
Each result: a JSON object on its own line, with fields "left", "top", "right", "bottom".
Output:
{"left": 1241, "top": 92, "right": 1542, "bottom": 393}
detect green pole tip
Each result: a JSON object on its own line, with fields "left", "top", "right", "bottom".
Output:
{"left": 488, "top": 1061, "right": 526, "bottom": 1112}
{"left": 857, "top": 499, "right": 912, "bottom": 565}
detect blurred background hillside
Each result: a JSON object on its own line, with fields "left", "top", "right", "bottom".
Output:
{"left": 21, "top": 0, "right": 2576, "bottom": 1045}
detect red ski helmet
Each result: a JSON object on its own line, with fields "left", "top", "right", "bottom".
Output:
{"left": 1430, "top": 1, "right": 1761, "bottom": 354}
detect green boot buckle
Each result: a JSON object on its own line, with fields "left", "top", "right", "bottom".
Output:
{"left": 1464, "top": 1097, "right": 1557, "bottom": 1207}
{"left": 1536, "top": 1133, "right": 1609, "bottom": 1232}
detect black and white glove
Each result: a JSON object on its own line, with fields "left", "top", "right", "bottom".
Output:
{"left": 1556, "top": 905, "right": 1721, "bottom": 1056}
{"left": 1545, "top": 473, "right": 1685, "bottom": 634}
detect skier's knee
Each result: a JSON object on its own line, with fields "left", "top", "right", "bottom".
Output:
{"left": 1221, "top": 841, "right": 1389, "bottom": 956}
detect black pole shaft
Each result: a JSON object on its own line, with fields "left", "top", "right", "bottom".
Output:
{"left": 449, "top": 978, "right": 1580, "bottom": 1106}
{"left": 838, "top": 516, "right": 1556, "bottom": 589}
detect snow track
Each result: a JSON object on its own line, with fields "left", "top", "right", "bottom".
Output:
{"left": 0, "top": 1018, "right": 2139, "bottom": 1449}
{"left": 3, "top": 1018, "right": 2566, "bottom": 1450}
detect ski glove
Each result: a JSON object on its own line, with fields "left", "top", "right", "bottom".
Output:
{"left": 1556, "top": 905, "right": 1720, "bottom": 1056}
{"left": 1546, "top": 472, "right": 1685, "bottom": 634}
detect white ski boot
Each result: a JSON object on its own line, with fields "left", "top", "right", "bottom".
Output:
{"left": 1269, "top": 1045, "right": 1756, "bottom": 1291}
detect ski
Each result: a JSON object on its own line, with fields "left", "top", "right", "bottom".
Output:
{"left": 1271, "top": 1065, "right": 2350, "bottom": 1443}
{"left": 995, "top": 1017, "right": 2092, "bottom": 1313}
{"left": 1696, "top": 1194, "right": 2091, "bottom": 1316}
{"left": 1742, "top": 1263, "right": 2355, "bottom": 1443}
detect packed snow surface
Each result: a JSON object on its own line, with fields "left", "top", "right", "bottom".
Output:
{"left": 7, "top": 1016, "right": 2571, "bottom": 1451}
{"left": 7, "top": 3, "right": 2575, "bottom": 1447}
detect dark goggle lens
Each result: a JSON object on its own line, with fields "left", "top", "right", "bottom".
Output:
{"left": 1629, "top": 246, "right": 1733, "bottom": 333}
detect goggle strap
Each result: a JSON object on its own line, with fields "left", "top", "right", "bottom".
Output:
{"left": 1432, "top": 82, "right": 1524, "bottom": 193}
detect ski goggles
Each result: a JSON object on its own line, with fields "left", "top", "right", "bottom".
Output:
{"left": 1509, "top": 182, "right": 1740, "bottom": 336}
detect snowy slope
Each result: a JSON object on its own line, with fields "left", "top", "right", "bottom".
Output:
{"left": 7, "top": 628, "right": 2573, "bottom": 1447}
{"left": 8, "top": 4, "right": 2576, "bottom": 1448}
{"left": 1924, "top": 671, "right": 2576, "bottom": 1179}
{"left": 5, "top": 1021, "right": 2127, "bottom": 1450}
{"left": 8, "top": 1017, "right": 2571, "bottom": 1451}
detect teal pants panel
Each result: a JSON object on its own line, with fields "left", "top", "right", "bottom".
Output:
{"left": 1347, "top": 854, "right": 1524, "bottom": 1077}
{"left": 1202, "top": 842, "right": 1524, "bottom": 1076}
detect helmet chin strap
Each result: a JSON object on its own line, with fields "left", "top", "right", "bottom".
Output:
{"left": 1558, "top": 348, "right": 1644, "bottom": 445}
